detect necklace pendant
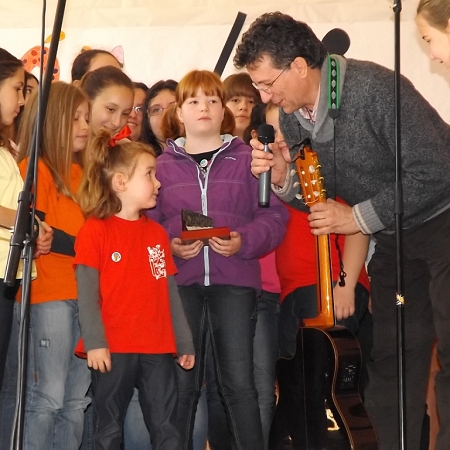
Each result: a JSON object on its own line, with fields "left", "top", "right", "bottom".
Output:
{"left": 200, "top": 159, "right": 208, "bottom": 168}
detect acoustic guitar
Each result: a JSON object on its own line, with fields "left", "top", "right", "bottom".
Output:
{"left": 293, "top": 138, "right": 378, "bottom": 450}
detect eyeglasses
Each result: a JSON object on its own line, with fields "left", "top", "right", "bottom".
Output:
{"left": 252, "top": 65, "right": 290, "bottom": 94}
{"left": 131, "top": 106, "right": 143, "bottom": 114}
{"left": 148, "top": 101, "right": 176, "bottom": 117}
{"left": 148, "top": 107, "right": 166, "bottom": 116}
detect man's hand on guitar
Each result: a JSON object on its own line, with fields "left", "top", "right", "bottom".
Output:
{"left": 250, "top": 138, "right": 291, "bottom": 187}
{"left": 333, "top": 283, "right": 356, "bottom": 320}
{"left": 309, "top": 199, "right": 361, "bottom": 235}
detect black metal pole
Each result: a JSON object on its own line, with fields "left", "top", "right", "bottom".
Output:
{"left": 4, "top": 1, "right": 67, "bottom": 448}
{"left": 392, "top": 1, "right": 406, "bottom": 449}
{"left": 214, "top": 11, "right": 247, "bottom": 76}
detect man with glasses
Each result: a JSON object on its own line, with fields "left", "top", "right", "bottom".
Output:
{"left": 234, "top": 11, "right": 450, "bottom": 450}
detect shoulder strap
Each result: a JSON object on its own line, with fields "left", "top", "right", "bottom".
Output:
{"left": 327, "top": 55, "right": 341, "bottom": 119}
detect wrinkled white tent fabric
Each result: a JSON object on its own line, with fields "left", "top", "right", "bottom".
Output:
{"left": 1, "top": 0, "right": 449, "bottom": 122}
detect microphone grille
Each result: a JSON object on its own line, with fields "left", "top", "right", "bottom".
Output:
{"left": 258, "top": 124, "right": 275, "bottom": 144}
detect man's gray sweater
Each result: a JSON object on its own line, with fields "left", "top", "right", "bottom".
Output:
{"left": 278, "top": 57, "right": 450, "bottom": 234}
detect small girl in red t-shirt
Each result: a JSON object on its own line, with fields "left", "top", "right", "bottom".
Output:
{"left": 75, "top": 134, "right": 195, "bottom": 450}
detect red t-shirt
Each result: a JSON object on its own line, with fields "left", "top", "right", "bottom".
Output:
{"left": 276, "top": 202, "right": 370, "bottom": 303}
{"left": 74, "top": 215, "right": 177, "bottom": 354}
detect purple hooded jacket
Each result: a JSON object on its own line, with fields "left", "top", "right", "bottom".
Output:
{"left": 146, "top": 135, "right": 288, "bottom": 290}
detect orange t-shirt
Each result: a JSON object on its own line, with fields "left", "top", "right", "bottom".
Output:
{"left": 18, "top": 159, "right": 84, "bottom": 303}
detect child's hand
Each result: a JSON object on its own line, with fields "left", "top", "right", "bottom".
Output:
{"left": 209, "top": 231, "right": 241, "bottom": 257}
{"left": 333, "top": 283, "right": 355, "bottom": 321}
{"left": 34, "top": 221, "right": 53, "bottom": 258}
{"left": 177, "top": 354, "right": 195, "bottom": 370}
{"left": 171, "top": 237, "right": 203, "bottom": 260}
{"left": 87, "top": 348, "right": 111, "bottom": 373}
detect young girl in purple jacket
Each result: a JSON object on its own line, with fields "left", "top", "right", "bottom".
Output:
{"left": 146, "top": 70, "right": 287, "bottom": 450}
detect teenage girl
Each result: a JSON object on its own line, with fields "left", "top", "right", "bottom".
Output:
{"left": 75, "top": 133, "right": 194, "bottom": 450}
{"left": 147, "top": 69, "right": 288, "bottom": 450}
{"left": 0, "top": 81, "right": 90, "bottom": 450}
{"left": 0, "top": 48, "right": 52, "bottom": 392}
{"left": 80, "top": 65, "right": 134, "bottom": 139}
{"left": 202, "top": 73, "right": 278, "bottom": 450}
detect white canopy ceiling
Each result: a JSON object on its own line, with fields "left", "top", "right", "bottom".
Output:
{"left": 1, "top": 0, "right": 449, "bottom": 122}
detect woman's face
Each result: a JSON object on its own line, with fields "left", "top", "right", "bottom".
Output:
{"left": 416, "top": 14, "right": 450, "bottom": 69}
{"left": 128, "top": 88, "right": 146, "bottom": 141}
{"left": 0, "top": 67, "right": 25, "bottom": 126}
{"left": 89, "top": 85, "right": 133, "bottom": 136}
{"left": 148, "top": 89, "right": 176, "bottom": 144}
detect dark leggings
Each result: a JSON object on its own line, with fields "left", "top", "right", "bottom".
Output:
{"left": 0, "top": 279, "right": 20, "bottom": 391}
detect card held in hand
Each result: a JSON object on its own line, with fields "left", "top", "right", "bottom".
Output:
{"left": 180, "top": 209, "right": 230, "bottom": 245}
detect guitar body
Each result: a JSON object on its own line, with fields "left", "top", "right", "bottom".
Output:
{"left": 297, "top": 326, "right": 378, "bottom": 450}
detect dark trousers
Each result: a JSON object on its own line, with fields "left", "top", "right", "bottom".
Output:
{"left": 177, "top": 284, "right": 263, "bottom": 450}
{"left": 90, "top": 353, "right": 179, "bottom": 450}
{"left": 0, "top": 280, "right": 20, "bottom": 392}
{"left": 366, "top": 207, "right": 450, "bottom": 450}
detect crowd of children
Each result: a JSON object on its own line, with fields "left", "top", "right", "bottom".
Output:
{"left": 1, "top": 2, "right": 449, "bottom": 447}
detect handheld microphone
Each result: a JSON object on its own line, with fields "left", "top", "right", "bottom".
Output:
{"left": 258, "top": 124, "right": 275, "bottom": 207}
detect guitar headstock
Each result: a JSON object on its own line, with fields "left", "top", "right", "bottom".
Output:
{"left": 292, "top": 139, "right": 326, "bottom": 206}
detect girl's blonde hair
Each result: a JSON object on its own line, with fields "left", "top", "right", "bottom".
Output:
{"left": 78, "top": 132, "right": 156, "bottom": 219}
{"left": 162, "top": 70, "right": 235, "bottom": 140}
{"left": 17, "top": 81, "right": 88, "bottom": 200}
{"left": 417, "top": 0, "right": 450, "bottom": 30}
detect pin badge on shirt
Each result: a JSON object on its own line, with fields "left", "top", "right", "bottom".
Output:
{"left": 111, "top": 252, "right": 122, "bottom": 262}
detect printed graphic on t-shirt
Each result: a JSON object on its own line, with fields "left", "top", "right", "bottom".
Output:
{"left": 147, "top": 245, "right": 167, "bottom": 280}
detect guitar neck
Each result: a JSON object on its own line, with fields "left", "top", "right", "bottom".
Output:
{"left": 294, "top": 139, "right": 335, "bottom": 330}
{"left": 303, "top": 233, "right": 335, "bottom": 329}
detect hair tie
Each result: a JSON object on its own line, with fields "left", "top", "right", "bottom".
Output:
{"left": 109, "top": 125, "right": 132, "bottom": 147}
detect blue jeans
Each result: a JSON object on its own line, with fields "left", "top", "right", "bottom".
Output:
{"left": 0, "top": 300, "right": 91, "bottom": 450}
{"left": 253, "top": 290, "right": 279, "bottom": 450}
{"left": 177, "top": 284, "right": 263, "bottom": 450}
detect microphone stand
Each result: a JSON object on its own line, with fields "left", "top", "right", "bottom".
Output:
{"left": 4, "top": 1, "right": 66, "bottom": 448}
{"left": 392, "top": 1, "right": 406, "bottom": 448}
